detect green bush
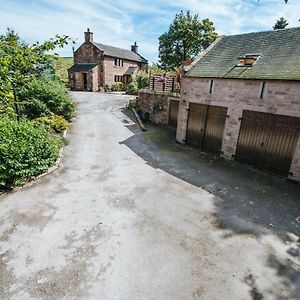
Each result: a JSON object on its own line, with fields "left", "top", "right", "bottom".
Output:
{"left": 127, "top": 82, "right": 138, "bottom": 94}
{"left": 115, "top": 82, "right": 124, "bottom": 92}
{"left": 135, "top": 71, "right": 149, "bottom": 89}
{"left": 0, "top": 117, "right": 63, "bottom": 189}
{"left": 19, "top": 78, "right": 75, "bottom": 121}
{"left": 32, "top": 115, "right": 69, "bottom": 133}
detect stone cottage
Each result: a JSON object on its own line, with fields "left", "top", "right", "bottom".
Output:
{"left": 176, "top": 27, "right": 300, "bottom": 181}
{"left": 68, "top": 29, "right": 148, "bottom": 91}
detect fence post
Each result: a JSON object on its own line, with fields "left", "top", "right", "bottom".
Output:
{"left": 172, "top": 77, "right": 175, "bottom": 92}
{"left": 163, "top": 72, "right": 166, "bottom": 92}
{"left": 148, "top": 71, "right": 151, "bottom": 90}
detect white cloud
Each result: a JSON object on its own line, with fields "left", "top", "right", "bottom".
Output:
{"left": 0, "top": 0, "right": 299, "bottom": 62}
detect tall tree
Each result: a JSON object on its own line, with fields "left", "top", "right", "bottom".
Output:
{"left": 158, "top": 11, "right": 218, "bottom": 70}
{"left": 0, "top": 29, "right": 70, "bottom": 121}
{"left": 273, "top": 17, "right": 289, "bottom": 29}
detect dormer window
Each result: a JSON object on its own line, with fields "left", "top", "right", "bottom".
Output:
{"left": 237, "top": 53, "right": 262, "bottom": 66}
{"left": 114, "top": 58, "right": 123, "bottom": 67}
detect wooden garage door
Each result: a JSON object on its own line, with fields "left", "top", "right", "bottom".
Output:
{"left": 168, "top": 100, "right": 179, "bottom": 128}
{"left": 186, "top": 103, "right": 227, "bottom": 155}
{"left": 235, "top": 110, "right": 300, "bottom": 176}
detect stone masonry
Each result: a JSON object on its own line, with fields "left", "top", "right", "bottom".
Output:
{"left": 69, "top": 29, "right": 148, "bottom": 91}
{"left": 138, "top": 90, "right": 180, "bottom": 125}
{"left": 177, "top": 77, "right": 300, "bottom": 182}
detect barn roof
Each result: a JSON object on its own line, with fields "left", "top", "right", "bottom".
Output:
{"left": 186, "top": 27, "right": 300, "bottom": 81}
{"left": 93, "top": 42, "right": 147, "bottom": 63}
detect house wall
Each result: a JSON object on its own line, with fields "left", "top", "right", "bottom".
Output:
{"left": 72, "top": 42, "right": 147, "bottom": 89}
{"left": 73, "top": 43, "right": 104, "bottom": 89}
{"left": 178, "top": 77, "right": 300, "bottom": 181}
{"left": 103, "top": 57, "right": 147, "bottom": 87}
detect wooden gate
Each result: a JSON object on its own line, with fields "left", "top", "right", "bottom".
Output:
{"left": 235, "top": 110, "right": 300, "bottom": 176}
{"left": 186, "top": 103, "right": 227, "bottom": 155}
{"left": 168, "top": 100, "right": 179, "bottom": 128}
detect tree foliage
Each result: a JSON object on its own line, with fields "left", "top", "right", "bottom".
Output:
{"left": 273, "top": 17, "right": 289, "bottom": 30}
{"left": 158, "top": 11, "right": 218, "bottom": 70}
{"left": 0, "top": 29, "right": 70, "bottom": 121}
{"left": 0, "top": 29, "right": 75, "bottom": 189}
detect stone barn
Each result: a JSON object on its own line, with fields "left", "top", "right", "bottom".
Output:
{"left": 177, "top": 27, "right": 300, "bottom": 182}
{"left": 68, "top": 29, "right": 148, "bottom": 91}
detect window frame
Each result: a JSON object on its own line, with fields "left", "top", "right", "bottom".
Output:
{"left": 114, "top": 58, "right": 124, "bottom": 67}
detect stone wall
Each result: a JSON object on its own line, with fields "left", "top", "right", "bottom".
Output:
{"left": 138, "top": 90, "right": 180, "bottom": 125}
{"left": 178, "top": 77, "right": 300, "bottom": 181}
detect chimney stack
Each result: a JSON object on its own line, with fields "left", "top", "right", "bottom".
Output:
{"left": 84, "top": 28, "right": 93, "bottom": 43}
{"left": 131, "top": 42, "right": 138, "bottom": 53}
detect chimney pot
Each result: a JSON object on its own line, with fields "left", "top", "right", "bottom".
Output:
{"left": 131, "top": 42, "right": 138, "bottom": 53}
{"left": 85, "top": 28, "right": 93, "bottom": 43}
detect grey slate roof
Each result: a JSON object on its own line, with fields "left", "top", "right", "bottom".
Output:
{"left": 93, "top": 42, "right": 147, "bottom": 63}
{"left": 123, "top": 66, "right": 137, "bottom": 76}
{"left": 187, "top": 27, "right": 300, "bottom": 81}
{"left": 68, "top": 63, "right": 98, "bottom": 72}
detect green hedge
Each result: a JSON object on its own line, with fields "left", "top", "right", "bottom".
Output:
{"left": 0, "top": 117, "right": 63, "bottom": 189}
{"left": 19, "top": 78, "right": 75, "bottom": 121}
{"left": 32, "top": 115, "right": 69, "bottom": 133}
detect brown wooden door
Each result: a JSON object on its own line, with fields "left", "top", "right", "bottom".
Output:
{"left": 236, "top": 110, "right": 300, "bottom": 176}
{"left": 186, "top": 103, "right": 208, "bottom": 148}
{"left": 186, "top": 103, "right": 227, "bottom": 154}
{"left": 203, "top": 106, "right": 228, "bottom": 155}
{"left": 168, "top": 100, "right": 179, "bottom": 128}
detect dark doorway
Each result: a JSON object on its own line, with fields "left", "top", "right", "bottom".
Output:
{"left": 83, "top": 73, "right": 88, "bottom": 90}
{"left": 168, "top": 100, "right": 179, "bottom": 128}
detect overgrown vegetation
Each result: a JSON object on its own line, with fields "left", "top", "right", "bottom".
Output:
{"left": 18, "top": 78, "right": 75, "bottom": 121}
{"left": 0, "top": 117, "right": 63, "bottom": 188}
{"left": 0, "top": 29, "right": 75, "bottom": 189}
{"left": 127, "top": 71, "right": 149, "bottom": 94}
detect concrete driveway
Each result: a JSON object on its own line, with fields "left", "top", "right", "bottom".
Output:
{"left": 0, "top": 92, "right": 299, "bottom": 300}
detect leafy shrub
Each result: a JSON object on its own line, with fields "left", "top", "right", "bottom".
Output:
{"left": 126, "top": 71, "right": 148, "bottom": 94}
{"left": 115, "top": 82, "right": 124, "bottom": 92}
{"left": 135, "top": 71, "right": 149, "bottom": 89}
{"left": 32, "top": 115, "right": 69, "bottom": 133}
{"left": 19, "top": 78, "right": 75, "bottom": 121}
{"left": 0, "top": 117, "right": 63, "bottom": 189}
{"left": 127, "top": 82, "right": 138, "bottom": 94}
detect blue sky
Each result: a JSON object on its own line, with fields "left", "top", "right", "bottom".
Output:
{"left": 0, "top": 0, "right": 299, "bottom": 64}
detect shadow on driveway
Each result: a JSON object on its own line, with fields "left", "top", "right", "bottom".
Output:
{"left": 120, "top": 109, "right": 300, "bottom": 242}
{"left": 120, "top": 109, "right": 300, "bottom": 299}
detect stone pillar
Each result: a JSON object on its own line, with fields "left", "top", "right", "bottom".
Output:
{"left": 289, "top": 136, "right": 300, "bottom": 182}
{"left": 221, "top": 106, "right": 243, "bottom": 160}
{"left": 176, "top": 100, "right": 189, "bottom": 144}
